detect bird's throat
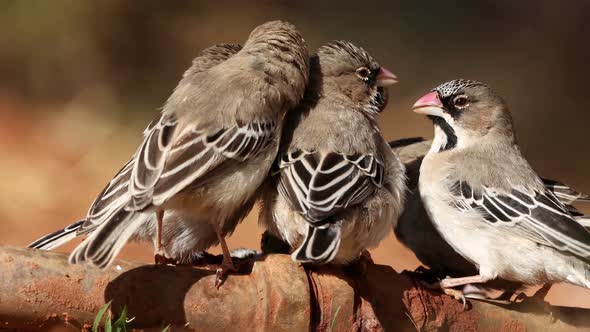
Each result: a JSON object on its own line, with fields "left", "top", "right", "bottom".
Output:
{"left": 429, "top": 116, "right": 457, "bottom": 152}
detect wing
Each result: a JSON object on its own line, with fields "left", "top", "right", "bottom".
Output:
{"left": 450, "top": 181, "right": 590, "bottom": 259}
{"left": 277, "top": 150, "right": 384, "bottom": 224}
{"left": 78, "top": 43, "right": 244, "bottom": 230}
{"left": 128, "top": 116, "right": 278, "bottom": 209}
{"left": 78, "top": 158, "right": 135, "bottom": 234}
{"left": 542, "top": 177, "right": 590, "bottom": 205}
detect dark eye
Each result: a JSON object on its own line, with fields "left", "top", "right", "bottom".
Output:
{"left": 355, "top": 67, "right": 371, "bottom": 81}
{"left": 452, "top": 95, "right": 470, "bottom": 108}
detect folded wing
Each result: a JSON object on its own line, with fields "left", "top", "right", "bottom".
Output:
{"left": 451, "top": 180, "right": 590, "bottom": 259}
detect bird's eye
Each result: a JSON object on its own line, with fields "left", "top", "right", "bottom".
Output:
{"left": 452, "top": 95, "right": 470, "bottom": 109}
{"left": 356, "top": 67, "right": 371, "bottom": 81}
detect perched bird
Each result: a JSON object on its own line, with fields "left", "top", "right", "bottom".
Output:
{"left": 28, "top": 20, "right": 310, "bottom": 286}
{"left": 390, "top": 137, "right": 589, "bottom": 300}
{"left": 412, "top": 79, "right": 590, "bottom": 299}
{"left": 259, "top": 41, "right": 405, "bottom": 265}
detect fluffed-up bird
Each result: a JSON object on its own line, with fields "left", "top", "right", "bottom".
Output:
{"left": 411, "top": 79, "right": 590, "bottom": 300}
{"left": 28, "top": 20, "right": 310, "bottom": 287}
{"left": 259, "top": 40, "right": 405, "bottom": 265}
{"left": 390, "top": 137, "right": 589, "bottom": 301}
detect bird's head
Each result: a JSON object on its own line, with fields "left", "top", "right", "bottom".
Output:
{"left": 412, "top": 79, "right": 515, "bottom": 151}
{"left": 316, "top": 40, "right": 397, "bottom": 115}
{"left": 243, "top": 20, "right": 310, "bottom": 108}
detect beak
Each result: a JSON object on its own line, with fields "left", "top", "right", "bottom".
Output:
{"left": 376, "top": 67, "right": 398, "bottom": 87}
{"left": 412, "top": 91, "right": 445, "bottom": 117}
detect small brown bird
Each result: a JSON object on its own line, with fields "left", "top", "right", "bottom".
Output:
{"left": 390, "top": 137, "right": 589, "bottom": 301}
{"left": 260, "top": 41, "right": 405, "bottom": 265}
{"left": 28, "top": 20, "right": 309, "bottom": 286}
{"left": 412, "top": 79, "right": 590, "bottom": 300}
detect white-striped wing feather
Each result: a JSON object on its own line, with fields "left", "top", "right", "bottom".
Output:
{"left": 277, "top": 150, "right": 383, "bottom": 224}
{"left": 78, "top": 158, "right": 135, "bottom": 234}
{"left": 541, "top": 177, "right": 590, "bottom": 205}
{"left": 451, "top": 181, "right": 590, "bottom": 259}
{"left": 128, "top": 117, "right": 277, "bottom": 209}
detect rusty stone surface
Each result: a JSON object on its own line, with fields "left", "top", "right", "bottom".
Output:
{"left": 3, "top": 246, "right": 590, "bottom": 331}
{"left": 309, "top": 266, "right": 356, "bottom": 331}
{"left": 402, "top": 283, "right": 479, "bottom": 332}
{"left": 1, "top": 247, "right": 310, "bottom": 331}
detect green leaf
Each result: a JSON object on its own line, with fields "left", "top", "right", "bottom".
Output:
{"left": 93, "top": 301, "right": 112, "bottom": 332}
{"left": 113, "top": 305, "right": 128, "bottom": 331}
{"left": 105, "top": 311, "right": 112, "bottom": 332}
{"left": 161, "top": 325, "right": 171, "bottom": 332}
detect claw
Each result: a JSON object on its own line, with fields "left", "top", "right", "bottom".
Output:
{"left": 215, "top": 268, "right": 225, "bottom": 288}
{"left": 215, "top": 263, "right": 236, "bottom": 289}
{"left": 420, "top": 280, "right": 468, "bottom": 309}
{"left": 442, "top": 288, "right": 467, "bottom": 309}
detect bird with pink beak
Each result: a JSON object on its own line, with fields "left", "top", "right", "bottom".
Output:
{"left": 409, "top": 79, "right": 590, "bottom": 305}
{"left": 260, "top": 40, "right": 406, "bottom": 266}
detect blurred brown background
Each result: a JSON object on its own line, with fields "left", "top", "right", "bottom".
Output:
{"left": 1, "top": 1, "right": 589, "bottom": 307}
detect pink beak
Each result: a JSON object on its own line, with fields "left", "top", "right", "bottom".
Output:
{"left": 376, "top": 67, "right": 398, "bottom": 87}
{"left": 412, "top": 91, "right": 445, "bottom": 116}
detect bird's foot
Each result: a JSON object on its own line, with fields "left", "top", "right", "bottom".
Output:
{"left": 214, "top": 252, "right": 256, "bottom": 288}
{"left": 215, "top": 259, "right": 237, "bottom": 289}
{"left": 442, "top": 287, "right": 468, "bottom": 308}
{"left": 421, "top": 280, "right": 467, "bottom": 309}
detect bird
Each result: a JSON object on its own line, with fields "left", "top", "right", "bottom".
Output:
{"left": 390, "top": 137, "right": 589, "bottom": 301}
{"left": 28, "top": 20, "right": 310, "bottom": 287}
{"left": 259, "top": 40, "right": 405, "bottom": 265}
{"left": 411, "top": 79, "right": 590, "bottom": 300}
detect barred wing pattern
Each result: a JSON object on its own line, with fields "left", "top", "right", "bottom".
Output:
{"left": 541, "top": 177, "right": 590, "bottom": 205}
{"left": 450, "top": 181, "right": 590, "bottom": 259}
{"left": 78, "top": 158, "right": 135, "bottom": 234}
{"left": 277, "top": 150, "right": 384, "bottom": 225}
{"left": 128, "top": 116, "right": 278, "bottom": 209}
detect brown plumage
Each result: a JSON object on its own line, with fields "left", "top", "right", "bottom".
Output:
{"left": 29, "top": 21, "right": 309, "bottom": 286}
{"left": 260, "top": 41, "right": 404, "bottom": 264}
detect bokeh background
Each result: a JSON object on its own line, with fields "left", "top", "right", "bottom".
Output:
{"left": 1, "top": 0, "right": 589, "bottom": 307}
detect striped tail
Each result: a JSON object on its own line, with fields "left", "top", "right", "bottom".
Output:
{"left": 28, "top": 220, "right": 84, "bottom": 250}
{"left": 69, "top": 207, "right": 148, "bottom": 268}
{"left": 292, "top": 223, "right": 341, "bottom": 264}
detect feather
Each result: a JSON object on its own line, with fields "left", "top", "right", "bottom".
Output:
{"left": 277, "top": 151, "right": 383, "bottom": 224}
{"left": 451, "top": 180, "right": 590, "bottom": 259}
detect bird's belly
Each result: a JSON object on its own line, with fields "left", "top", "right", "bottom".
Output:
{"left": 422, "top": 197, "right": 492, "bottom": 268}
{"left": 421, "top": 189, "right": 563, "bottom": 283}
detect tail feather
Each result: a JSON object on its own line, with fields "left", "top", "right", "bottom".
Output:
{"left": 542, "top": 177, "right": 589, "bottom": 205}
{"left": 28, "top": 220, "right": 84, "bottom": 250}
{"left": 69, "top": 208, "right": 148, "bottom": 268}
{"left": 292, "top": 223, "right": 341, "bottom": 264}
